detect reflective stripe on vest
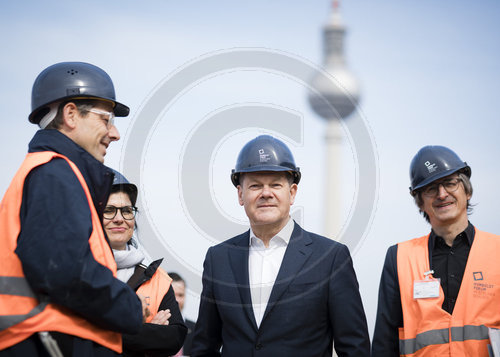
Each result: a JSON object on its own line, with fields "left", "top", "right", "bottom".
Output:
{"left": 0, "top": 276, "right": 37, "bottom": 298}
{"left": 397, "top": 230, "right": 500, "bottom": 356}
{"left": 451, "top": 325, "right": 489, "bottom": 342}
{"left": 136, "top": 267, "right": 172, "bottom": 323}
{"left": 0, "top": 151, "right": 121, "bottom": 352}
{"left": 399, "top": 328, "right": 449, "bottom": 355}
{"left": 0, "top": 276, "right": 47, "bottom": 330}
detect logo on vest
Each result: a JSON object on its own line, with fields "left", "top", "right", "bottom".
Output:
{"left": 472, "top": 271, "right": 496, "bottom": 299}
{"left": 424, "top": 161, "right": 438, "bottom": 173}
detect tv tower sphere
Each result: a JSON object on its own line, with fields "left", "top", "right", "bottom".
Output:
{"left": 308, "top": 2, "right": 360, "bottom": 121}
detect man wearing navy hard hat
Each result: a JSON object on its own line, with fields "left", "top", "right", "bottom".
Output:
{"left": 192, "top": 135, "right": 370, "bottom": 357}
{"left": 373, "top": 146, "right": 500, "bottom": 356}
{"left": 0, "top": 62, "right": 145, "bottom": 356}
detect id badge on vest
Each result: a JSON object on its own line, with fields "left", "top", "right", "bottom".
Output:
{"left": 414, "top": 270, "right": 440, "bottom": 299}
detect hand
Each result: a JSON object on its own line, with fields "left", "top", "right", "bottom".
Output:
{"left": 138, "top": 294, "right": 151, "bottom": 322}
{"left": 150, "top": 309, "right": 171, "bottom": 325}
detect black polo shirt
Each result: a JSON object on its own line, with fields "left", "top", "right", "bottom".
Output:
{"left": 428, "top": 222, "right": 475, "bottom": 314}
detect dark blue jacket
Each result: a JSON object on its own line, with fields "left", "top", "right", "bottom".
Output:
{"left": 191, "top": 222, "right": 370, "bottom": 357}
{"left": 12, "top": 129, "right": 142, "bottom": 356}
{"left": 371, "top": 244, "right": 403, "bottom": 357}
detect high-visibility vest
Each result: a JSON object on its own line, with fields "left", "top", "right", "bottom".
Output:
{"left": 0, "top": 151, "right": 122, "bottom": 353}
{"left": 397, "top": 229, "right": 500, "bottom": 356}
{"left": 136, "top": 267, "right": 172, "bottom": 323}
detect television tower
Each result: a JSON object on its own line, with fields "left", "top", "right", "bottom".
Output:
{"left": 308, "top": 0, "right": 360, "bottom": 240}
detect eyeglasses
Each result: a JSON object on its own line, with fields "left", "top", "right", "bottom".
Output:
{"left": 421, "top": 178, "right": 461, "bottom": 197}
{"left": 103, "top": 205, "right": 137, "bottom": 220}
{"left": 88, "top": 108, "right": 115, "bottom": 128}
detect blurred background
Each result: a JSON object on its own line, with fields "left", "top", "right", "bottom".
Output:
{"left": 1, "top": 0, "right": 499, "bottom": 336}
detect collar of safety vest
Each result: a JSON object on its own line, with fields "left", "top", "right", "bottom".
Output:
{"left": 28, "top": 129, "right": 114, "bottom": 215}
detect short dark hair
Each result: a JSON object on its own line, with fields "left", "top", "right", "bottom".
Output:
{"left": 45, "top": 99, "right": 101, "bottom": 130}
{"left": 169, "top": 272, "right": 185, "bottom": 284}
{"left": 110, "top": 184, "right": 138, "bottom": 207}
{"left": 413, "top": 171, "right": 473, "bottom": 223}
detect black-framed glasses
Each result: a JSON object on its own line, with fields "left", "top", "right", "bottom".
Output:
{"left": 421, "top": 178, "right": 461, "bottom": 197}
{"left": 103, "top": 205, "right": 137, "bottom": 220}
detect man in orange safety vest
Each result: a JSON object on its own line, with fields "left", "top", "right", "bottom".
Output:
{"left": 0, "top": 62, "right": 147, "bottom": 357}
{"left": 372, "top": 145, "right": 500, "bottom": 357}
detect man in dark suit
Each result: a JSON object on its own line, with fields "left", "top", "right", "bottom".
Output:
{"left": 191, "top": 135, "right": 370, "bottom": 357}
{"left": 170, "top": 272, "right": 196, "bottom": 356}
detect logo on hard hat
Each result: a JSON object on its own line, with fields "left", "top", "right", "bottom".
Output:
{"left": 259, "top": 149, "right": 271, "bottom": 163}
{"left": 424, "top": 161, "right": 438, "bottom": 174}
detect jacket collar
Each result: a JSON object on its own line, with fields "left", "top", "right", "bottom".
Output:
{"left": 28, "top": 129, "right": 114, "bottom": 218}
{"left": 262, "top": 222, "right": 312, "bottom": 323}
{"left": 127, "top": 258, "right": 164, "bottom": 291}
{"left": 429, "top": 221, "right": 475, "bottom": 251}
{"left": 228, "top": 221, "right": 313, "bottom": 331}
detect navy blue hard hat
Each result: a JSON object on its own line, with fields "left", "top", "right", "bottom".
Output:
{"left": 110, "top": 169, "right": 138, "bottom": 206}
{"left": 231, "top": 135, "right": 301, "bottom": 187}
{"left": 29, "top": 62, "right": 129, "bottom": 124}
{"left": 409, "top": 145, "right": 471, "bottom": 194}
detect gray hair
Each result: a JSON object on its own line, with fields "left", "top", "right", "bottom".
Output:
{"left": 413, "top": 171, "right": 473, "bottom": 223}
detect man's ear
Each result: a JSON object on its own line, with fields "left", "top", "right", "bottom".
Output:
{"left": 289, "top": 183, "right": 298, "bottom": 205}
{"left": 238, "top": 185, "right": 244, "bottom": 206}
{"left": 61, "top": 102, "right": 78, "bottom": 129}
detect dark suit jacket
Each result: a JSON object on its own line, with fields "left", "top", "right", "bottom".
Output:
{"left": 183, "top": 318, "right": 196, "bottom": 356}
{"left": 191, "top": 222, "right": 370, "bottom": 357}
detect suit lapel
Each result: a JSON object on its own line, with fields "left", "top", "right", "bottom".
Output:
{"left": 261, "top": 223, "right": 312, "bottom": 323}
{"left": 228, "top": 232, "right": 258, "bottom": 331}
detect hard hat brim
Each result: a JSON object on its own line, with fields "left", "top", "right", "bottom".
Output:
{"left": 410, "top": 164, "right": 471, "bottom": 194}
{"left": 231, "top": 166, "right": 301, "bottom": 187}
{"left": 29, "top": 96, "right": 130, "bottom": 124}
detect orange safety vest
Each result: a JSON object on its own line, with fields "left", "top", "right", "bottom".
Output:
{"left": 397, "top": 229, "right": 500, "bottom": 356}
{"left": 136, "top": 267, "right": 172, "bottom": 323}
{"left": 0, "top": 151, "right": 122, "bottom": 353}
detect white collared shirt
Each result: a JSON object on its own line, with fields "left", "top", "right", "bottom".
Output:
{"left": 248, "top": 218, "right": 294, "bottom": 328}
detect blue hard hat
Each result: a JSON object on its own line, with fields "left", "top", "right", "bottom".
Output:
{"left": 409, "top": 145, "right": 471, "bottom": 194}
{"left": 231, "top": 135, "right": 301, "bottom": 187}
{"left": 29, "top": 62, "right": 129, "bottom": 124}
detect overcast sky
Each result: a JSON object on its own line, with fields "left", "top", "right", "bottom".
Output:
{"left": 1, "top": 0, "right": 499, "bottom": 334}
